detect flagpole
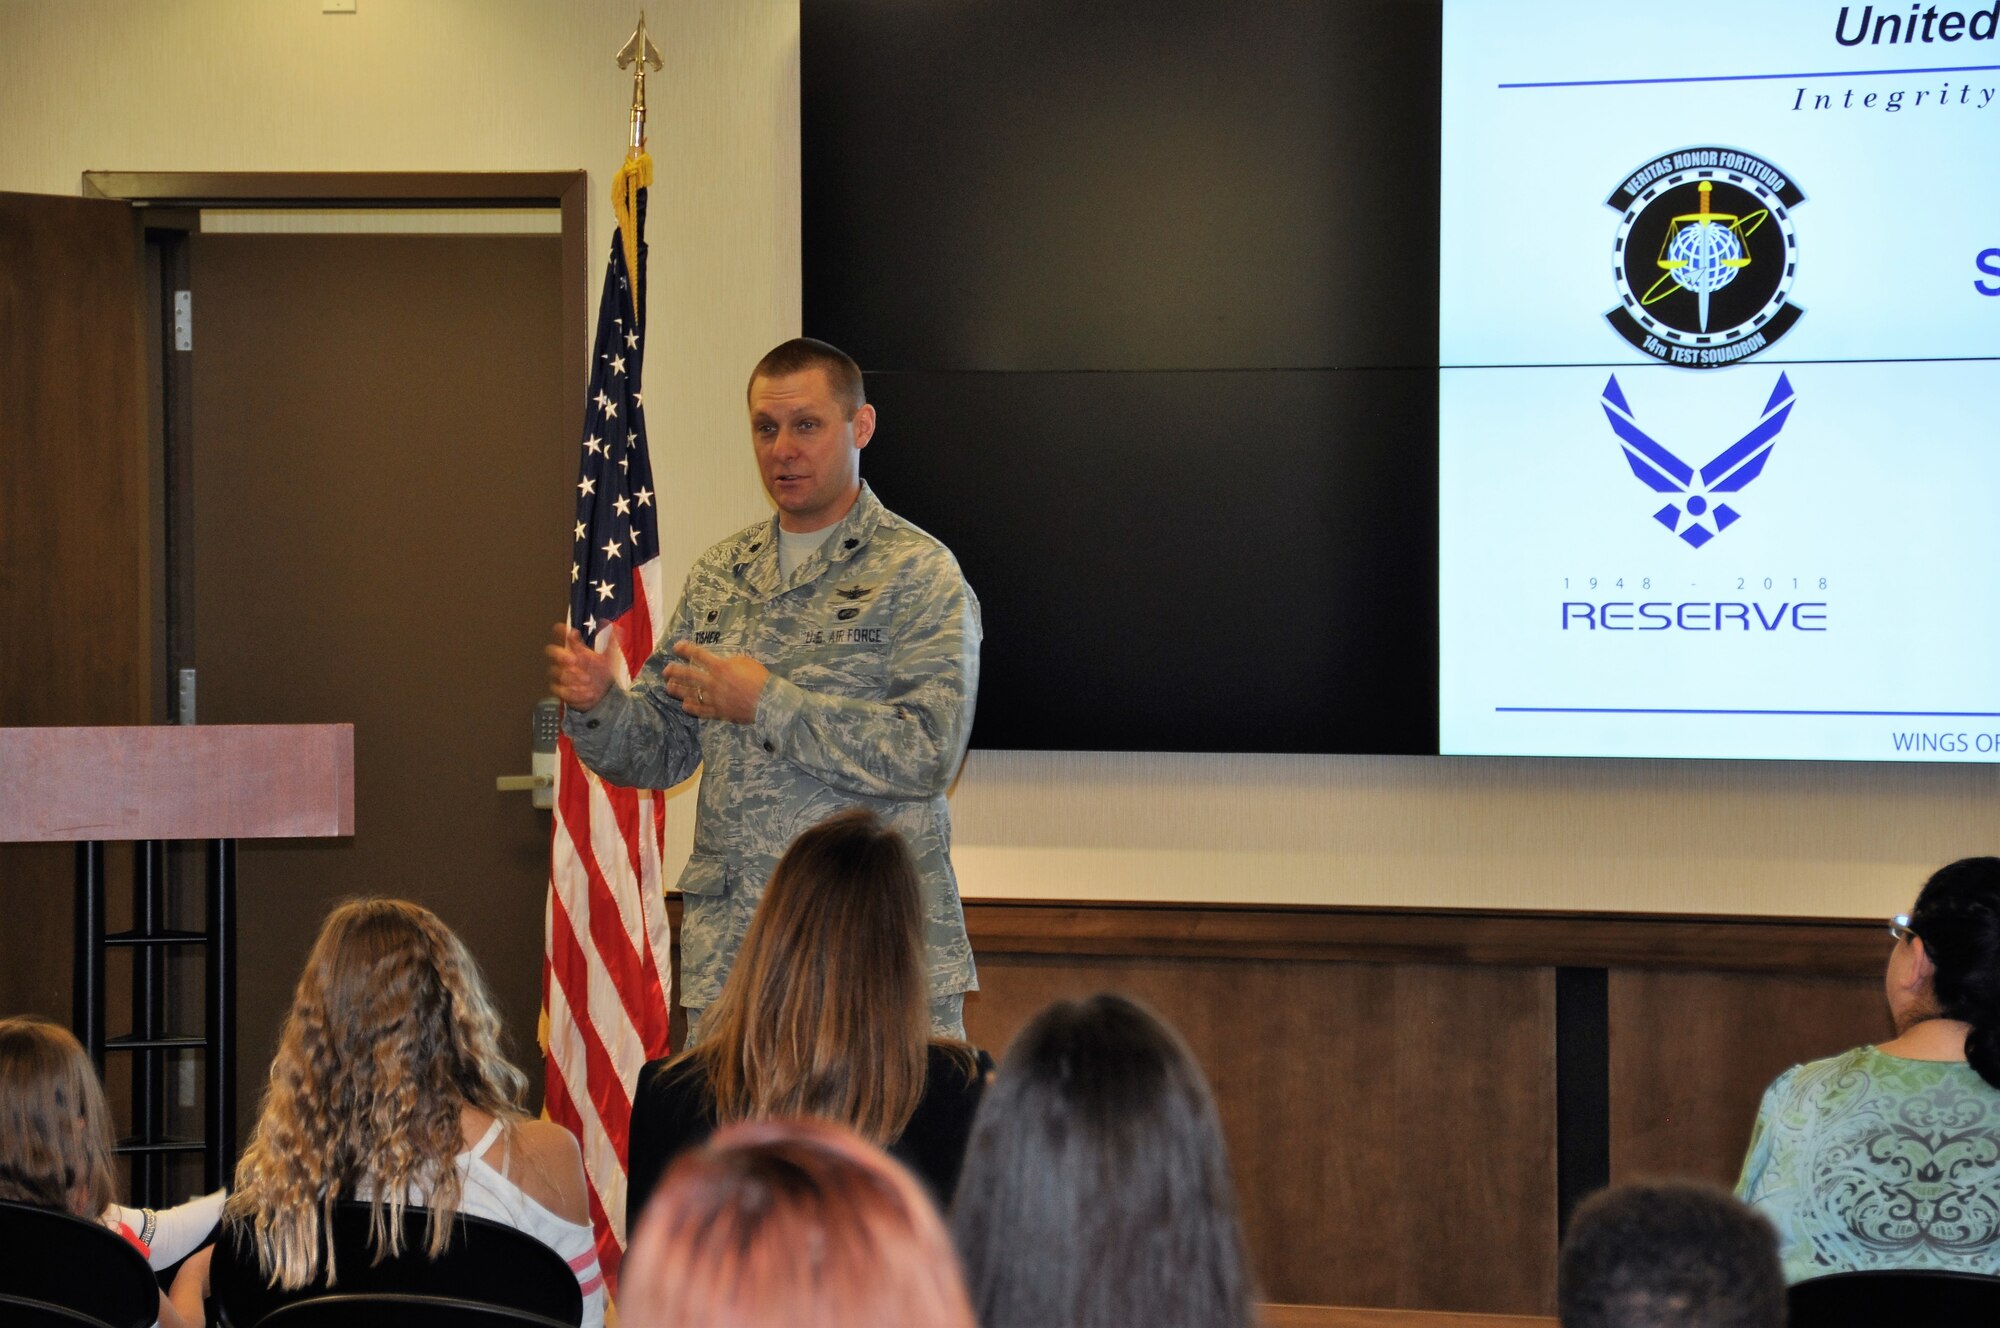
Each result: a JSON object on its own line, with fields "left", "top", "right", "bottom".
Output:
{"left": 616, "top": 13, "right": 664, "bottom": 158}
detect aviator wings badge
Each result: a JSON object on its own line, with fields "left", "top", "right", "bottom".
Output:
{"left": 1600, "top": 374, "right": 1795, "bottom": 548}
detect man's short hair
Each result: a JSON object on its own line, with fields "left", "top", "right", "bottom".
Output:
{"left": 749, "top": 337, "right": 866, "bottom": 417}
{"left": 1559, "top": 1182, "right": 1784, "bottom": 1328}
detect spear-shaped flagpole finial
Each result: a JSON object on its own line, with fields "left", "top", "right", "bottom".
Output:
{"left": 616, "top": 12, "right": 665, "bottom": 155}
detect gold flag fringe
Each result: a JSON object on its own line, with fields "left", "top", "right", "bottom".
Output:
{"left": 612, "top": 151, "right": 653, "bottom": 323}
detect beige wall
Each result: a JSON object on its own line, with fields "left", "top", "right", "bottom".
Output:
{"left": 951, "top": 750, "right": 1996, "bottom": 917}
{"left": 4, "top": 0, "right": 1992, "bottom": 925}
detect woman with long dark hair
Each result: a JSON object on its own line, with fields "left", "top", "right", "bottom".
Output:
{"left": 624, "top": 808, "right": 989, "bottom": 1228}
{"left": 1738, "top": 856, "right": 2000, "bottom": 1280}
{"left": 950, "top": 993, "right": 1256, "bottom": 1328}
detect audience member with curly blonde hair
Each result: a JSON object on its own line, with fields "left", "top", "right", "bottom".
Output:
{"left": 622, "top": 1118, "right": 977, "bottom": 1328}
{"left": 181, "top": 899, "right": 604, "bottom": 1326}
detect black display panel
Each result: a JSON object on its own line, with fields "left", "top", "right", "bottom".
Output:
{"left": 803, "top": 0, "right": 1442, "bottom": 752}
{"left": 862, "top": 369, "right": 1437, "bottom": 753}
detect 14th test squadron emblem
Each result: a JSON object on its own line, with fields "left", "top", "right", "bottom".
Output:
{"left": 1604, "top": 146, "right": 1806, "bottom": 368}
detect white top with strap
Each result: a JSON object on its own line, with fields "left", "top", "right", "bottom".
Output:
{"left": 104, "top": 1188, "right": 226, "bottom": 1270}
{"left": 453, "top": 1119, "right": 606, "bottom": 1327}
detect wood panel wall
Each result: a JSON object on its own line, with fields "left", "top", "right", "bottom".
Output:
{"left": 958, "top": 901, "right": 1889, "bottom": 1317}
{"left": 1608, "top": 970, "right": 1889, "bottom": 1189}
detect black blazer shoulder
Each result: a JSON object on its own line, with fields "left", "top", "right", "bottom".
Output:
{"left": 624, "top": 1043, "right": 993, "bottom": 1228}
{"left": 890, "top": 1044, "right": 994, "bottom": 1207}
{"left": 625, "top": 1055, "right": 717, "bottom": 1234}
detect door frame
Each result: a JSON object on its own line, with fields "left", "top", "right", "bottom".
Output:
{"left": 82, "top": 170, "right": 590, "bottom": 720}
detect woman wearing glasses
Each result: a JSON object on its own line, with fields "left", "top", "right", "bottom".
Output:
{"left": 1736, "top": 856, "right": 2000, "bottom": 1282}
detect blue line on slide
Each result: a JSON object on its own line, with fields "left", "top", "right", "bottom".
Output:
{"left": 1495, "top": 707, "right": 2000, "bottom": 717}
{"left": 1499, "top": 62, "right": 2000, "bottom": 90}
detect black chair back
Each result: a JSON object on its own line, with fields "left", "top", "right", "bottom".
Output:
{"left": 1789, "top": 1267, "right": 2000, "bottom": 1327}
{"left": 0, "top": 1295, "right": 125, "bottom": 1328}
{"left": 0, "top": 1200, "right": 159, "bottom": 1328}
{"left": 210, "top": 1201, "right": 584, "bottom": 1328}
{"left": 260, "top": 1293, "right": 575, "bottom": 1328}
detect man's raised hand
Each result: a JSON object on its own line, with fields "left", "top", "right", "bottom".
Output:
{"left": 546, "top": 622, "right": 615, "bottom": 711}
{"left": 664, "top": 640, "right": 770, "bottom": 725}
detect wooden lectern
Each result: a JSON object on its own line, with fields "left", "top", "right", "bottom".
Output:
{"left": 0, "top": 725, "right": 354, "bottom": 1200}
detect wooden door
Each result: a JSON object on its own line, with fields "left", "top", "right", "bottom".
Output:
{"left": 185, "top": 231, "right": 572, "bottom": 1129}
{"left": 0, "top": 191, "right": 151, "bottom": 1017}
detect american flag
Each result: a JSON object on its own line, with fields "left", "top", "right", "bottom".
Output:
{"left": 543, "top": 154, "right": 674, "bottom": 1293}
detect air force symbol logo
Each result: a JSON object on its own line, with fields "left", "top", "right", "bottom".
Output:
{"left": 1605, "top": 147, "right": 1805, "bottom": 369}
{"left": 1601, "top": 373, "right": 1795, "bottom": 548}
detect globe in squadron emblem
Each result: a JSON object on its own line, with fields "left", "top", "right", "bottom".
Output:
{"left": 1654, "top": 182, "right": 1755, "bottom": 333}
{"left": 1605, "top": 147, "right": 1805, "bottom": 369}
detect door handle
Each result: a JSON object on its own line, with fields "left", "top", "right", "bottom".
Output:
{"left": 499, "top": 698, "right": 561, "bottom": 809}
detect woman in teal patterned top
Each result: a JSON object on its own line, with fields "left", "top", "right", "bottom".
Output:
{"left": 1737, "top": 856, "right": 2000, "bottom": 1283}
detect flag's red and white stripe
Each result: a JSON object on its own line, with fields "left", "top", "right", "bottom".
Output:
{"left": 543, "top": 553, "right": 672, "bottom": 1290}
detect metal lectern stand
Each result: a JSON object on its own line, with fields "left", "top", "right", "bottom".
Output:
{"left": 0, "top": 725, "right": 354, "bottom": 1201}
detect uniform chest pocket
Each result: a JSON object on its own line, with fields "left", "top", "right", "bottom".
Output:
{"left": 784, "top": 609, "right": 893, "bottom": 695}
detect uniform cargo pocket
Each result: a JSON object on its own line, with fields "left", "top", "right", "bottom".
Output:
{"left": 676, "top": 853, "right": 731, "bottom": 897}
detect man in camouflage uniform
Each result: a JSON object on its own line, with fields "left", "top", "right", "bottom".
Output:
{"left": 547, "top": 338, "right": 979, "bottom": 1038}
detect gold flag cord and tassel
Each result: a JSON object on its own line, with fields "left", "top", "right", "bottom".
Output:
{"left": 612, "top": 151, "right": 651, "bottom": 320}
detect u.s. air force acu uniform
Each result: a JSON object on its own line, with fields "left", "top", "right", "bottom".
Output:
{"left": 564, "top": 482, "right": 980, "bottom": 1022}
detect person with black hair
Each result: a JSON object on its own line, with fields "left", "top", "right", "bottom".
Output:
{"left": 1736, "top": 855, "right": 2000, "bottom": 1281}
{"left": 949, "top": 993, "right": 1256, "bottom": 1328}
{"left": 1560, "top": 1181, "right": 1784, "bottom": 1328}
